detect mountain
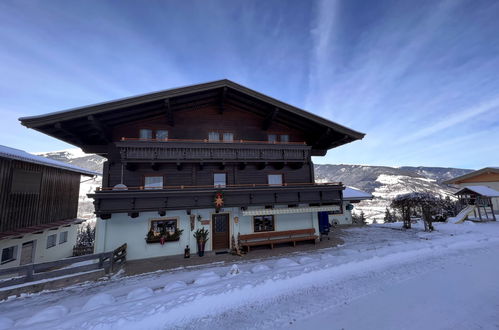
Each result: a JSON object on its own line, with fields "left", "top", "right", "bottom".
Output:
{"left": 35, "top": 149, "right": 474, "bottom": 221}
{"left": 314, "top": 164, "right": 473, "bottom": 220}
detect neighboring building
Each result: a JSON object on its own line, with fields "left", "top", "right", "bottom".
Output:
{"left": 443, "top": 167, "right": 499, "bottom": 219}
{"left": 0, "top": 145, "right": 95, "bottom": 269}
{"left": 20, "top": 80, "right": 365, "bottom": 260}
{"left": 328, "top": 187, "right": 373, "bottom": 225}
{"left": 454, "top": 186, "right": 499, "bottom": 221}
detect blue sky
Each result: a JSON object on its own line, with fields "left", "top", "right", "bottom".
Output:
{"left": 1, "top": 0, "right": 498, "bottom": 169}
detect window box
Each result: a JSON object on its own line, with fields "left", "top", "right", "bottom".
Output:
{"left": 145, "top": 219, "right": 184, "bottom": 243}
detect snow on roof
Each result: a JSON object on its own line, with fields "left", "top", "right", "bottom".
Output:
{"left": 0, "top": 145, "right": 97, "bottom": 176}
{"left": 457, "top": 185, "right": 499, "bottom": 197}
{"left": 343, "top": 187, "right": 373, "bottom": 200}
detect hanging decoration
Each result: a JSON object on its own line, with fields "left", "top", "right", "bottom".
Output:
{"left": 214, "top": 191, "right": 224, "bottom": 211}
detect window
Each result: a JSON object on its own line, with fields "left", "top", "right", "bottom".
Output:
{"left": 144, "top": 176, "right": 163, "bottom": 190}
{"left": 1, "top": 246, "right": 17, "bottom": 264}
{"left": 208, "top": 132, "right": 220, "bottom": 142}
{"left": 214, "top": 173, "right": 226, "bottom": 188}
{"left": 223, "top": 132, "right": 234, "bottom": 142}
{"left": 268, "top": 134, "right": 277, "bottom": 143}
{"left": 280, "top": 134, "right": 289, "bottom": 143}
{"left": 254, "top": 215, "right": 275, "bottom": 232}
{"left": 46, "top": 234, "right": 57, "bottom": 249}
{"left": 268, "top": 174, "right": 283, "bottom": 186}
{"left": 156, "top": 130, "right": 168, "bottom": 141}
{"left": 149, "top": 219, "right": 177, "bottom": 236}
{"left": 11, "top": 169, "right": 41, "bottom": 194}
{"left": 139, "top": 129, "right": 153, "bottom": 140}
{"left": 59, "top": 231, "right": 68, "bottom": 244}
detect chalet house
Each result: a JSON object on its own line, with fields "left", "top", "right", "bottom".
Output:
{"left": 0, "top": 145, "right": 95, "bottom": 269}
{"left": 444, "top": 167, "right": 499, "bottom": 221}
{"left": 20, "top": 80, "right": 365, "bottom": 260}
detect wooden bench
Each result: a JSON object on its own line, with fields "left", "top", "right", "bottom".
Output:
{"left": 239, "top": 228, "right": 318, "bottom": 252}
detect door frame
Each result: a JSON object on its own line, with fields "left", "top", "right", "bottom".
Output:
{"left": 20, "top": 240, "right": 36, "bottom": 265}
{"left": 210, "top": 212, "right": 231, "bottom": 251}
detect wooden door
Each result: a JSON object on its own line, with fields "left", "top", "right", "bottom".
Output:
{"left": 20, "top": 241, "right": 35, "bottom": 265}
{"left": 212, "top": 213, "right": 230, "bottom": 250}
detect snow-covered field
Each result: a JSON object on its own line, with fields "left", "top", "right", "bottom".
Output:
{"left": 1, "top": 221, "right": 499, "bottom": 330}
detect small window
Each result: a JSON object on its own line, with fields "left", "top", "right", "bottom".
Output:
{"left": 139, "top": 129, "right": 153, "bottom": 140}
{"left": 223, "top": 132, "right": 234, "bottom": 142}
{"left": 208, "top": 132, "right": 220, "bottom": 142}
{"left": 59, "top": 231, "right": 68, "bottom": 244}
{"left": 156, "top": 130, "right": 168, "bottom": 141}
{"left": 144, "top": 176, "right": 163, "bottom": 190}
{"left": 150, "top": 219, "right": 177, "bottom": 236}
{"left": 46, "top": 234, "right": 57, "bottom": 249}
{"left": 1, "top": 246, "right": 17, "bottom": 264}
{"left": 214, "top": 173, "right": 226, "bottom": 188}
{"left": 280, "top": 134, "right": 289, "bottom": 143}
{"left": 268, "top": 174, "right": 283, "bottom": 186}
{"left": 254, "top": 215, "right": 275, "bottom": 232}
{"left": 268, "top": 134, "right": 277, "bottom": 143}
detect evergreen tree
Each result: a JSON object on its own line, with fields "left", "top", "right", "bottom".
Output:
{"left": 76, "top": 222, "right": 96, "bottom": 247}
{"left": 384, "top": 207, "right": 394, "bottom": 223}
{"left": 360, "top": 211, "right": 367, "bottom": 225}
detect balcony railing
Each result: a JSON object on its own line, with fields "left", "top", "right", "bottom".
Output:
{"left": 116, "top": 138, "right": 311, "bottom": 163}
{"left": 89, "top": 182, "right": 344, "bottom": 216}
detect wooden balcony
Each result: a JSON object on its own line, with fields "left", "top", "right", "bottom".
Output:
{"left": 115, "top": 138, "right": 311, "bottom": 163}
{"left": 89, "top": 182, "right": 344, "bottom": 217}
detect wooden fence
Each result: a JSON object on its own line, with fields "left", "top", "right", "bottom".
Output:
{"left": 0, "top": 243, "right": 127, "bottom": 289}
{"left": 72, "top": 245, "right": 95, "bottom": 256}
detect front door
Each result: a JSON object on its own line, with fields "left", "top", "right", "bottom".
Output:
{"left": 212, "top": 213, "right": 230, "bottom": 250}
{"left": 20, "top": 240, "right": 36, "bottom": 265}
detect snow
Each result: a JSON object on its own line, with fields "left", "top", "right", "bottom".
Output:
{"left": 0, "top": 317, "right": 13, "bottom": 330}
{"left": 82, "top": 293, "right": 116, "bottom": 312}
{"left": 1, "top": 222, "right": 499, "bottom": 329}
{"left": 457, "top": 185, "right": 499, "bottom": 197}
{"left": 0, "top": 145, "right": 96, "bottom": 176}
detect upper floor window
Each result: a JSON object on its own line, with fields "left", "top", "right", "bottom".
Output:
{"left": 209, "top": 132, "right": 234, "bottom": 142}
{"left": 156, "top": 130, "right": 169, "bottom": 141}
{"left": 144, "top": 176, "right": 163, "bottom": 190}
{"left": 214, "top": 173, "right": 226, "bottom": 188}
{"left": 140, "top": 129, "right": 153, "bottom": 140}
{"left": 268, "top": 174, "right": 283, "bottom": 186}
{"left": 268, "top": 134, "right": 289, "bottom": 143}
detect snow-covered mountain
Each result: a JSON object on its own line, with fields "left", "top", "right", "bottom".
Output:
{"left": 35, "top": 149, "right": 473, "bottom": 221}
{"left": 315, "top": 164, "right": 473, "bottom": 220}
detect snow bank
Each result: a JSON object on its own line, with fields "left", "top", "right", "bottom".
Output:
{"left": 298, "top": 256, "right": 315, "bottom": 264}
{"left": 194, "top": 272, "right": 221, "bottom": 285}
{"left": 82, "top": 293, "right": 116, "bottom": 312}
{"left": 17, "top": 305, "right": 68, "bottom": 326}
{"left": 251, "top": 264, "right": 271, "bottom": 273}
{"left": 275, "top": 258, "right": 299, "bottom": 268}
{"left": 126, "top": 287, "right": 154, "bottom": 300}
{"left": 226, "top": 264, "right": 240, "bottom": 276}
{"left": 163, "top": 281, "right": 187, "bottom": 292}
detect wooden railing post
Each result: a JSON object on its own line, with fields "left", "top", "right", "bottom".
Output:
{"left": 25, "top": 264, "right": 35, "bottom": 282}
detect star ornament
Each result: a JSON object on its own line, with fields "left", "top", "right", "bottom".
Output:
{"left": 214, "top": 192, "right": 224, "bottom": 208}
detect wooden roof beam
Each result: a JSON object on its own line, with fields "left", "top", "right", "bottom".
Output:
{"left": 87, "top": 115, "right": 111, "bottom": 143}
{"left": 164, "top": 99, "right": 174, "bottom": 126}
{"left": 263, "top": 107, "right": 279, "bottom": 130}
{"left": 315, "top": 128, "right": 332, "bottom": 147}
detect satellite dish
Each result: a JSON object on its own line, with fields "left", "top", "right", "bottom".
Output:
{"left": 113, "top": 183, "right": 128, "bottom": 191}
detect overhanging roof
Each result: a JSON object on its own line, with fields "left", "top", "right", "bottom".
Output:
{"left": 343, "top": 187, "right": 373, "bottom": 201}
{"left": 443, "top": 167, "right": 499, "bottom": 184}
{"left": 19, "top": 79, "right": 365, "bottom": 155}
{"left": 455, "top": 185, "right": 499, "bottom": 197}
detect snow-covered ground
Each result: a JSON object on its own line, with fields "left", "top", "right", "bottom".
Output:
{"left": 1, "top": 221, "right": 499, "bottom": 330}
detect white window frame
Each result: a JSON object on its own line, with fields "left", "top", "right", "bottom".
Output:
{"left": 59, "top": 231, "right": 68, "bottom": 244}
{"left": 268, "top": 174, "right": 283, "bottom": 186}
{"left": 214, "top": 173, "right": 227, "bottom": 188}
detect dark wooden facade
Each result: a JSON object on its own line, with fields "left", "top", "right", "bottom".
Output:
{"left": 0, "top": 157, "right": 81, "bottom": 233}
{"left": 20, "top": 80, "right": 366, "bottom": 218}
